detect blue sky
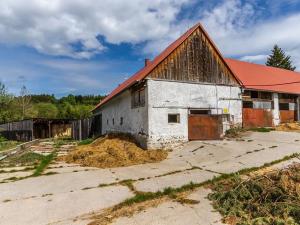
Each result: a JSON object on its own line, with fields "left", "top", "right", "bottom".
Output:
{"left": 0, "top": 0, "right": 300, "bottom": 97}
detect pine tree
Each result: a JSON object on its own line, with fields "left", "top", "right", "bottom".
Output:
{"left": 266, "top": 45, "right": 296, "bottom": 71}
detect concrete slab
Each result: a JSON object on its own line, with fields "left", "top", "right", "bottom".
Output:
{"left": 0, "top": 185, "right": 133, "bottom": 225}
{"left": 0, "top": 171, "right": 33, "bottom": 182}
{"left": 0, "top": 169, "right": 117, "bottom": 202}
{"left": 134, "top": 169, "right": 217, "bottom": 193}
{"left": 111, "top": 188, "right": 224, "bottom": 225}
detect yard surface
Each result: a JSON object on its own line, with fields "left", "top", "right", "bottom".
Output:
{"left": 0, "top": 131, "right": 300, "bottom": 225}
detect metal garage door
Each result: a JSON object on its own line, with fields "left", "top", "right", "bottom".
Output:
{"left": 243, "top": 108, "right": 273, "bottom": 128}
{"left": 188, "top": 115, "right": 222, "bottom": 140}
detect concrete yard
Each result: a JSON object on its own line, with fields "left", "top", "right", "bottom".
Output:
{"left": 0, "top": 131, "right": 300, "bottom": 225}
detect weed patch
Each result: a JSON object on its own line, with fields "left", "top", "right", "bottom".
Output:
{"left": 78, "top": 138, "right": 94, "bottom": 146}
{"left": 7, "top": 152, "right": 44, "bottom": 166}
{"left": 249, "top": 127, "right": 274, "bottom": 132}
{"left": 32, "top": 152, "right": 56, "bottom": 176}
{"left": 209, "top": 163, "right": 300, "bottom": 224}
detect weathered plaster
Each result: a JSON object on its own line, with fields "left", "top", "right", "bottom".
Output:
{"left": 146, "top": 79, "right": 243, "bottom": 149}
{"left": 94, "top": 89, "right": 148, "bottom": 148}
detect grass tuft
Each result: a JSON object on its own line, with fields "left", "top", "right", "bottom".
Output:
{"left": 32, "top": 152, "right": 56, "bottom": 177}
{"left": 78, "top": 138, "right": 94, "bottom": 146}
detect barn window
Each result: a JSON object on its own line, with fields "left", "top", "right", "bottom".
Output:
{"left": 120, "top": 117, "right": 123, "bottom": 125}
{"left": 190, "top": 110, "right": 210, "bottom": 115}
{"left": 168, "top": 114, "right": 180, "bottom": 123}
{"left": 132, "top": 87, "right": 145, "bottom": 108}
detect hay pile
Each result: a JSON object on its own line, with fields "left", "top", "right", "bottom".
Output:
{"left": 276, "top": 122, "right": 300, "bottom": 132}
{"left": 209, "top": 163, "right": 300, "bottom": 224}
{"left": 62, "top": 134, "right": 167, "bottom": 168}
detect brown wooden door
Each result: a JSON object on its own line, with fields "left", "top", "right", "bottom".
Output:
{"left": 243, "top": 108, "right": 273, "bottom": 128}
{"left": 280, "top": 110, "right": 295, "bottom": 123}
{"left": 188, "top": 115, "right": 222, "bottom": 140}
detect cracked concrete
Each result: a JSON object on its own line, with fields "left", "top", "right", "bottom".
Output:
{"left": 0, "top": 131, "right": 300, "bottom": 225}
{"left": 111, "top": 188, "right": 224, "bottom": 225}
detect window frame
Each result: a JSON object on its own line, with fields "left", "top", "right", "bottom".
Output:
{"left": 168, "top": 113, "right": 180, "bottom": 124}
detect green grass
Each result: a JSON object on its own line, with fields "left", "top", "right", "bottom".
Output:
{"left": 32, "top": 152, "right": 56, "bottom": 177}
{"left": 78, "top": 138, "right": 94, "bottom": 146}
{"left": 7, "top": 152, "right": 45, "bottom": 166}
{"left": 0, "top": 141, "right": 21, "bottom": 152}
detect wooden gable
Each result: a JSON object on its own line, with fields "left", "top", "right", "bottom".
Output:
{"left": 148, "top": 27, "right": 239, "bottom": 86}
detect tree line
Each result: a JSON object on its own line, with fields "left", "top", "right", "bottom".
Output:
{"left": 0, "top": 83, "right": 105, "bottom": 124}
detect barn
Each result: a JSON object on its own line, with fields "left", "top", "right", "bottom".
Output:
{"left": 92, "top": 22, "right": 300, "bottom": 149}
{"left": 92, "top": 23, "right": 243, "bottom": 149}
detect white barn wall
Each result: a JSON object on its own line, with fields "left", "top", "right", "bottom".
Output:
{"left": 272, "top": 93, "right": 280, "bottom": 126}
{"left": 146, "top": 79, "right": 242, "bottom": 149}
{"left": 94, "top": 89, "right": 148, "bottom": 148}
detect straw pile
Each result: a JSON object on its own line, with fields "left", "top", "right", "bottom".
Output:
{"left": 276, "top": 122, "right": 300, "bottom": 132}
{"left": 62, "top": 134, "right": 167, "bottom": 168}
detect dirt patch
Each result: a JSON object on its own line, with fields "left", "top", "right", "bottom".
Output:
{"left": 61, "top": 134, "right": 168, "bottom": 168}
{"left": 276, "top": 122, "right": 300, "bottom": 132}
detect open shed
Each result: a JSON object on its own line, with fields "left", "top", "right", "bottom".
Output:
{"left": 0, "top": 118, "right": 73, "bottom": 142}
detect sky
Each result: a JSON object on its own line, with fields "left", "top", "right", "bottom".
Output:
{"left": 0, "top": 0, "right": 300, "bottom": 97}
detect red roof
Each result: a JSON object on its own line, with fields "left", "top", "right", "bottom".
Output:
{"left": 93, "top": 22, "right": 240, "bottom": 111}
{"left": 226, "top": 58, "right": 300, "bottom": 94}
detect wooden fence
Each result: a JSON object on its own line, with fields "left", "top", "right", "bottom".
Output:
{"left": 72, "top": 114, "right": 102, "bottom": 141}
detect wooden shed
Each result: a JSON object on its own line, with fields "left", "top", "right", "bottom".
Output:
{"left": 0, "top": 118, "right": 73, "bottom": 142}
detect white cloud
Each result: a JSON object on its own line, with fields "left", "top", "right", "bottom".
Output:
{"left": 199, "top": 0, "right": 300, "bottom": 70}
{"left": 240, "top": 55, "right": 268, "bottom": 63}
{"left": 0, "top": 0, "right": 190, "bottom": 58}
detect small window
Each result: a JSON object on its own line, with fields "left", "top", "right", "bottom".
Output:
{"left": 190, "top": 110, "right": 210, "bottom": 115}
{"left": 251, "top": 91, "right": 258, "bottom": 99}
{"left": 168, "top": 114, "right": 180, "bottom": 123}
{"left": 243, "top": 101, "right": 253, "bottom": 108}
{"left": 279, "top": 103, "right": 289, "bottom": 110}
{"left": 107, "top": 119, "right": 109, "bottom": 125}
{"left": 112, "top": 118, "right": 115, "bottom": 125}
{"left": 120, "top": 117, "right": 123, "bottom": 125}
{"left": 132, "top": 87, "right": 145, "bottom": 108}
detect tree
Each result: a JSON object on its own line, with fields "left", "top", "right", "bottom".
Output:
{"left": 266, "top": 45, "right": 296, "bottom": 71}
{"left": 0, "top": 82, "right": 17, "bottom": 123}
{"left": 34, "top": 103, "right": 58, "bottom": 118}
{"left": 18, "top": 85, "right": 32, "bottom": 120}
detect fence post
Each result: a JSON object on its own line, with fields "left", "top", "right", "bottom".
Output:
{"left": 79, "top": 119, "right": 82, "bottom": 141}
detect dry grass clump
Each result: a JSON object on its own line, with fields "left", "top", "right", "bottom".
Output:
{"left": 209, "top": 163, "right": 300, "bottom": 225}
{"left": 62, "top": 134, "right": 168, "bottom": 168}
{"left": 276, "top": 122, "right": 300, "bottom": 132}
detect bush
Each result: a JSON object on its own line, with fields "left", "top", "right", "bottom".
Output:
{"left": 0, "top": 135, "right": 7, "bottom": 142}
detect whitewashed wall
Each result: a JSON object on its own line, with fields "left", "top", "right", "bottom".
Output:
{"left": 272, "top": 93, "right": 280, "bottom": 126}
{"left": 146, "top": 79, "right": 242, "bottom": 149}
{"left": 94, "top": 89, "right": 148, "bottom": 147}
